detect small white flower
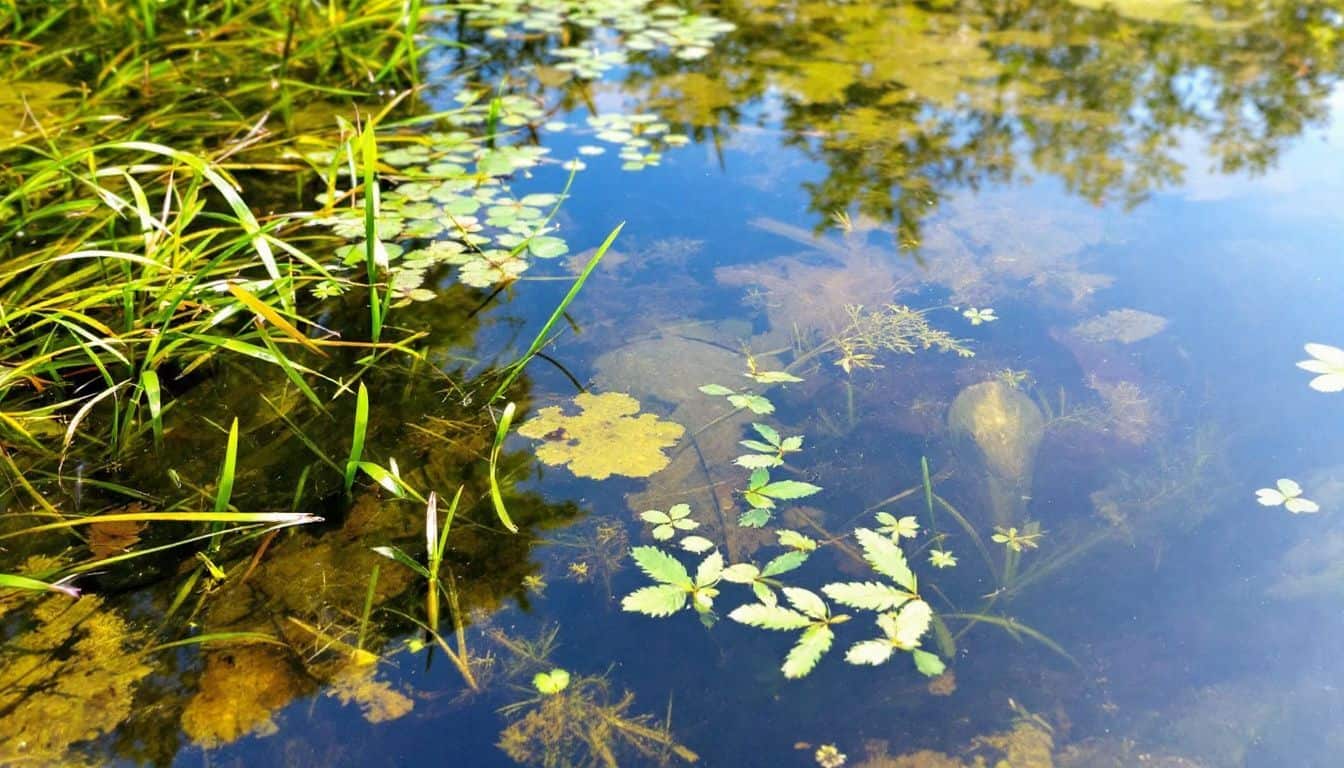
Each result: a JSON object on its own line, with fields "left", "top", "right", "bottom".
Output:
{"left": 1297, "top": 343, "right": 1344, "bottom": 392}
{"left": 963, "top": 307, "right": 997, "bottom": 326}
{"left": 1255, "top": 478, "right": 1320, "bottom": 514}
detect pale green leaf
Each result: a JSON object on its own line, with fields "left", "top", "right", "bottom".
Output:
{"left": 728, "top": 603, "right": 811, "bottom": 630}
{"left": 749, "top": 370, "right": 804, "bottom": 384}
{"left": 728, "top": 393, "right": 775, "bottom": 414}
{"left": 912, "top": 649, "right": 945, "bottom": 677}
{"left": 698, "top": 384, "right": 734, "bottom": 396}
{"left": 652, "top": 524, "right": 676, "bottom": 541}
{"left": 680, "top": 536, "right": 715, "bottom": 554}
{"left": 776, "top": 530, "right": 818, "bottom": 552}
{"left": 761, "top": 550, "right": 809, "bottom": 577}
{"left": 783, "top": 587, "right": 828, "bottom": 620}
{"left": 739, "top": 439, "right": 778, "bottom": 453}
{"left": 720, "top": 563, "right": 761, "bottom": 583}
{"left": 759, "top": 480, "right": 823, "bottom": 500}
{"left": 667, "top": 503, "right": 692, "bottom": 520}
{"left": 783, "top": 625, "right": 833, "bottom": 678}
{"left": 533, "top": 669, "right": 571, "bottom": 694}
{"left": 779, "top": 436, "right": 803, "bottom": 452}
{"left": 696, "top": 551, "right": 724, "bottom": 587}
{"left": 751, "top": 423, "right": 781, "bottom": 446}
{"left": 854, "top": 528, "right": 916, "bottom": 591}
{"left": 631, "top": 545, "right": 692, "bottom": 588}
{"left": 822, "top": 581, "right": 914, "bottom": 612}
{"left": 673, "top": 518, "right": 700, "bottom": 531}
{"left": 752, "top": 581, "right": 778, "bottom": 607}
{"left": 735, "top": 454, "right": 783, "bottom": 469}
{"left": 893, "top": 599, "right": 933, "bottom": 648}
{"left": 845, "top": 639, "right": 895, "bottom": 666}
{"left": 641, "top": 509, "right": 672, "bottom": 524}
{"left": 748, "top": 468, "right": 770, "bottom": 489}
{"left": 741, "top": 499, "right": 774, "bottom": 518}
{"left": 621, "top": 584, "right": 689, "bottom": 617}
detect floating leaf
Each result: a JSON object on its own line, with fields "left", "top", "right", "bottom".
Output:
{"left": 720, "top": 563, "right": 761, "bottom": 583}
{"left": 776, "top": 530, "right": 818, "bottom": 552}
{"left": 680, "top": 536, "right": 715, "bottom": 554}
{"left": 783, "top": 587, "right": 828, "bottom": 620}
{"left": 630, "top": 545, "right": 691, "bottom": 587}
{"left": 854, "top": 528, "right": 916, "bottom": 591}
{"left": 761, "top": 550, "right": 809, "bottom": 577}
{"left": 822, "top": 581, "right": 914, "bottom": 612}
{"left": 532, "top": 669, "right": 571, "bottom": 695}
{"left": 911, "top": 649, "right": 946, "bottom": 677}
{"left": 728, "top": 603, "right": 812, "bottom": 630}
{"left": 696, "top": 551, "right": 724, "bottom": 587}
{"left": 622, "top": 584, "right": 689, "bottom": 617}
{"left": 892, "top": 599, "right": 933, "bottom": 648}
{"left": 845, "top": 639, "right": 896, "bottom": 666}
{"left": 517, "top": 392, "right": 684, "bottom": 480}
{"left": 783, "top": 625, "right": 834, "bottom": 678}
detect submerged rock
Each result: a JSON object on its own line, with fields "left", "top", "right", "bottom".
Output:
{"left": 948, "top": 380, "right": 1045, "bottom": 525}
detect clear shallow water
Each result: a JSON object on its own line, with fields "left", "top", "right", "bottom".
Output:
{"left": 8, "top": 2, "right": 1344, "bottom": 767}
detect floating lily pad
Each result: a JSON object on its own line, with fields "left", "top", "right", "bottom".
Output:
{"left": 518, "top": 392, "right": 685, "bottom": 480}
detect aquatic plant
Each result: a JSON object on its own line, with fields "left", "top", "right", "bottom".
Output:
{"left": 0, "top": 593, "right": 153, "bottom": 763}
{"left": 1297, "top": 343, "right": 1344, "bottom": 392}
{"left": 516, "top": 392, "right": 686, "bottom": 480}
{"left": 735, "top": 422, "right": 805, "bottom": 469}
{"left": 1255, "top": 478, "right": 1320, "bottom": 514}
{"left": 698, "top": 383, "right": 776, "bottom": 415}
{"left": 962, "top": 307, "right": 997, "bottom": 326}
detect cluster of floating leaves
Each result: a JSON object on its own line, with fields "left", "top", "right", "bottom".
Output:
{"left": 463, "top": 0, "right": 735, "bottom": 69}
{"left": 308, "top": 128, "right": 568, "bottom": 292}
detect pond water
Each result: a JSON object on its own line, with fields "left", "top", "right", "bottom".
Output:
{"left": 4, "top": 1, "right": 1344, "bottom": 767}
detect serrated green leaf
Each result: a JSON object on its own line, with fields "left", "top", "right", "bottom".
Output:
{"left": 631, "top": 545, "right": 692, "bottom": 588}
{"left": 680, "top": 535, "right": 715, "bottom": 554}
{"left": 822, "top": 581, "right": 915, "bottom": 612}
{"left": 696, "top": 551, "right": 724, "bottom": 587}
{"left": 783, "top": 587, "right": 828, "bottom": 619}
{"left": 912, "top": 649, "right": 946, "bottom": 677}
{"left": 875, "top": 512, "right": 898, "bottom": 526}
{"left": 641, "top": 509, "right": 672, "bottom": 524}
{"left": 667, "top": 503, "right": 691, "bottom": 520}
{"left": 761, "top": 550, "right": 809, "bottom": 577}
{"left": 751, "top": 423, "right": 782, "bottom": 446}
{"left": 780, "top": 436, "right": 803, "bottom": 452}
{"left": 752, "top": 581, "right": 777, "bottom": 607}
{"left": 698, "top": 384, "right": 734, "bottom": 396}
{"left": 735, "top": 454, "right": 783, "bottom": 469}
{"left": 783, "top": 625, "right": 833, "bottom": 678}
{"left": 759, "top": 480, "right": 823, "bottom": 500}
{"left": 622, "top": 585, "right": 689, "bottom": 617}
{"left": 777, "top": 530, "right": 818, "bottom": 552}
{"left": 728, "top": 603, "right": 811, "bottom": 630}
{"left": 845, "top": 639, "right": 895, "bottom": 666}
{"left": 739, "top": 439, "right": 778, "bottom": 453}
{"left": 854, "top": 528, "right": 916, "bottom": 591}
{"left": 729, "top": 393, "right": 775, "bottom": 414}
{"left": 748, "top": 468, "right": 770, "bottom": 489}
{"left": 739, "top": 506, "right": 773, "bottom": 527}
{"left": 652, "top": 523, "right": 676, "bottom": 541}
{"left": 720, "top": 563, "right": 761, "bottom": 583}
{"left": 742, "top": 494, "right": 774, "bottom": 514}
{"left": 893, "top": 599, "right": 933, "bottom": 648}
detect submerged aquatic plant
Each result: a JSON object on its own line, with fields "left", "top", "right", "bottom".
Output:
{"left": 962, "top": 307, "right": 997, "bottom": 325}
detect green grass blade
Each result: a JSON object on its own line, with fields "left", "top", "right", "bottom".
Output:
{"left": 489, "top": 223, "right": 624, "bottom": 404}
{"left": 488, "top": 402, "right": 518, "bottom": 533}
{"left": 344, "top": 382, "right": 369, "bottom": 494}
